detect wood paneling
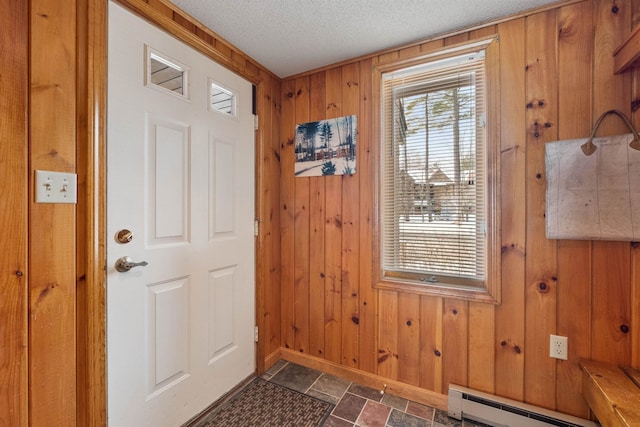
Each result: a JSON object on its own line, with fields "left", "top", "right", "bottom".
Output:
{"left": 524, "top": 9, "right": 559, "bottom": 411}
{"left": 29, "top": 0, "right": 78, "bottom": 424}
{"left": 3, "top": 0, "right": 282, "bottom": 424}
{"left": 277, "top": 0, "right": 640, "bottom": 417}
{"left": 0, "top": 1, "right": 28, "bottom": 425}
{"left": 76, "top": 0, "right": 107, "bottom": 425}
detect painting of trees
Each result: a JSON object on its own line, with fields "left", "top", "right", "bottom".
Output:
{"left": 294, "top": 115, "right": 357, "bottom": 177}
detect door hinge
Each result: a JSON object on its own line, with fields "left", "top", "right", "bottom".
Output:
{"left": 254, "top": 325, "right": 259, "bottom": 342}
{"left": 254, "top": 115, "right": 259, "bottom": 131}
{"left": 254, "top": 219, "right": 259, "bottom": 237}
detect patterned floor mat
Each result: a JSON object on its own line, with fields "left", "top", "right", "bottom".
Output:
{"left": 193, "top": 378, "right": 334, "bottom": 427}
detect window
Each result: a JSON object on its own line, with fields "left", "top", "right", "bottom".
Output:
{"left": 376, "top": 38, "right": 499, "bottom": 302}
{"left": 145, "top": 46, "right": 189, "bottom": 99}
{"left": 209, "top": 80, "right": 238, "bottom": 117}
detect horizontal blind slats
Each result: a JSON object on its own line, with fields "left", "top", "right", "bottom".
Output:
{"left": 381, "top": 48, "right": 487, "bottom": 286}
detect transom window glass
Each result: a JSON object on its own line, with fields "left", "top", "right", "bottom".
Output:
{"left": 146, "top": 47, "right": 189, "bottom": 99}
{"left": 380, "top": 45, "right": 489, "bottom": 290}
{"left": 209, "top": 80, "right": 237, "bottom": 117}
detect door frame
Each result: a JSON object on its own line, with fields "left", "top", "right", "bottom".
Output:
{"left": 77, "top": 0, "right": 272, "bottom": 424}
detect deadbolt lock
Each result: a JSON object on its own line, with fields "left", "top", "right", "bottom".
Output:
{"left": 116, "top": 229, "right": 133, "bottom": 244}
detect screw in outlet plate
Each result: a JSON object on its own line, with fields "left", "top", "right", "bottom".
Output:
{"left": 549, "top": 334, "right": 568, "bottom": 360}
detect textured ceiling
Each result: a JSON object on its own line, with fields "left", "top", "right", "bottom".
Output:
{"left": 170, "top": 0, "right": 561, "bottom": 78}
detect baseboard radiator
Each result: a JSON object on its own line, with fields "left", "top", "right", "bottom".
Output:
{"left": 448, "top": 384, "right": 598, "bottom": 427}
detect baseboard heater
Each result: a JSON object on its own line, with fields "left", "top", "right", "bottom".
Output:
{"left": 448, "top": 384, "right": 598, "bottom": 427}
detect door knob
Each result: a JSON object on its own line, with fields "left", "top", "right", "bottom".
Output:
{"left": 115, "top": 256, "right": 148, "bottom": 272}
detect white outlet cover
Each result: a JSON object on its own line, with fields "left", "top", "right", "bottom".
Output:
{"left": 35, "top": 170, "right": 78, "bottom": 204}
{"left": 549, "top": 334, "right": 568, "bottom": 360}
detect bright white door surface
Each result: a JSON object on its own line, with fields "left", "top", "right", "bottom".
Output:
{"left": 107, "top": 2, "right": 255, "bottom": 426}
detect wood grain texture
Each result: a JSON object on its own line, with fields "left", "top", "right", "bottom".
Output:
{"left": 340, "top": 62, "right": 361, "bottom": 368}
{"left": 555, "top": 1, "right": 593, "bottom": 417}
{"left": 442, "top": 299, "right": 468, "bottom": 392}
{"left": 324, "top": 67, "right": 344, "bottom": 364}
{"left": 294, "top": 77, "right": 311, "bottom": 355}
{"left": 633, "top": 0, "right": 640, "bottom": 367}
{"left": 277, "top": 0, "right": 640, "bottom": 418}
{"left": 591, "top": 0, "right": 633, "bottom": 367}
{"left": 495, "top": 17, "right": 527, "bottom": 402}
{"left": 280, "top": 79, "right": 296, "bottom": 351}
{"left": 309, "top": 72, "right": 327, "bottom": 359}
{"left": 29, "top": 0, "right": 78, "bottom": 424}
{"left": 581, "top": 359, "right": 640, "bottom": 426}
{"left": 264, "top": 74, "right": 283, "bottom": 359}
{"left": 357, "top": 58, "right": 377, "bottom": 374}
{"left": 75, "top": 0, "right": 107, "bottom": 424}
{"left": 524, "top": 9, "right": 559, "bottom": 411}
{"left": 0, "top": 1, "right": 28, "bottom": 425}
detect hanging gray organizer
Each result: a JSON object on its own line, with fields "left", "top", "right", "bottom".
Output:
{"left": 545, "top": 109, "right": 640, "bottom": 240}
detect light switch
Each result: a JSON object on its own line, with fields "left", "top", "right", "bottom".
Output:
{"left": 35, "top": 170, "right": 77, "bottom": 204}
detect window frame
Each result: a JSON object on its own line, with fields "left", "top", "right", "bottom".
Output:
{"left": 372, "top": 36, "right": 501, "bottom": 303}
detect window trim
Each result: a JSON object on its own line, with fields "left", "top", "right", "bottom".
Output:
{"left": 372, "top": 36, "right": 501, "bottom": 304}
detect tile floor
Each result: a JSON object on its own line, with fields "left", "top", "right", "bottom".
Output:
{"left": 262, "top": 360, "right": 487, "bottom": 427}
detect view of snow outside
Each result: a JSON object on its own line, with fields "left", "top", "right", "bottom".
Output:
{"left": 294, "top": 115, "right": 357, "bottom": 177}
{"left": 388, "top": 81, "right": 485, "bottom": 279}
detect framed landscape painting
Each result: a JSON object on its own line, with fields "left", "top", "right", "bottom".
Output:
{"left": 294, "top": 115, "right": 357, "bottom": 177}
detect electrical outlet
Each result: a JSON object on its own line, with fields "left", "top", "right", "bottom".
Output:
{"left": 550, "top": 334, "right": 568, "bottom": 360}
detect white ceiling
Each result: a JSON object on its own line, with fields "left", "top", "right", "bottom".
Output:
{"left": 170, "top": 0, "right": 561, "bottom": 78}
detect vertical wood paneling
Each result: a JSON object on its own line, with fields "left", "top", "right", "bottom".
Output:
{"left": 0, "top": 2, "right": 28, "bottom": 425}
{"left": 632, "top": 0, "right": 640, "bottom": 369}
{"left": 279, "top": 0, "right": 640, "bottom": 419}
{"left": 309, "top": 72, "right": 327, "bottom": 358}
{"left": 467, "top": 302, "right": 495, "bottom": 393}
{"left": 378, "top": 290, "right": 399, "bottom": 380}
{"left": 495, "top": 17, "right": 527, "bottom": 401}
{"left": 341, "top": 63, "right": 361, "bottom": 368}
{"left": 324, "top": 68, "right": 344, "bottom": 363}
{"left": 294, "top": 77, "right": 311, "bottom": 354}
{"left": 419, "top": 296, "right": 443, "bottom": 393}
{"left": 76, "top": 0, "right": 107, "bottom": 423}
{"left": 261, "top": 75, "right": 282, "bottom": 358}
{"left": 358, "top": 58, "right": 378, "bottom": 374}
{"left": 29, "top": 0, "right": 78, "bottom": 424}
{"left": 442, "top": 300, "right": 468, "bottom": 392}
{"left": 468, "top": 25, "right": 499, "bottom": 393}
{"left": 280, "top": 79, "right": 296, "bottom": 351}
{"left": 524, "top": 10, "right": 559, "bottom": 411}
{"left": 556, "top": 1, "right": 593, "bottom": 417}
{"left": 591, "top": 0, "right": 633, "bottom": 367}
{"left": 397, "top": 294, "right": 421, "bottom": 386}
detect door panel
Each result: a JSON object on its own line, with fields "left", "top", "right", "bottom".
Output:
{"left": 107, "top": 2, "right": 255, "bottom": 425}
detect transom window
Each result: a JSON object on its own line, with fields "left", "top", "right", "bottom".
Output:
{"left": 209, "top": 80, "right": 237, "bottom": 117}
{"left": 145, "top": 46, "right": 189, "bottom": 99}
{"left": 377, "top": 38, "right": 499, "bottom": 301}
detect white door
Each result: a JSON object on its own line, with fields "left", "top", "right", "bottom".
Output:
{"left": 107, "top": 2, "right": 255, "bottom": 426}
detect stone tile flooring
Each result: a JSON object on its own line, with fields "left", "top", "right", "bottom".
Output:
{"left": 262, "top": 360, "right": 487, "bottom": 427}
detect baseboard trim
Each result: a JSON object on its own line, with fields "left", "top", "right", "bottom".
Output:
{"left": 278, "top": 348, "right": 448, "bottom": 411}
{"left": 264, "top": 348, "right": 282, "bottom": 372}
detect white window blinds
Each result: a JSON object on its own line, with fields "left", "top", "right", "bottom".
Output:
{"left": 381, "top": 49, "right": 487, "bottom": 288}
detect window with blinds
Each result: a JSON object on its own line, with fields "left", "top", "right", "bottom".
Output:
{"left": 380, "top": 45, "right": 489, "bottom": 290}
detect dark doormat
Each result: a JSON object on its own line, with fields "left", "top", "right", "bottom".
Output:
{"left": 191, "top": 378, "right": 334, "bottom": 427}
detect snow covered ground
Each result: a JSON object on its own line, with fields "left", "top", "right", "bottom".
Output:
{"left": 295, "top": 158, "right": 356, "bottom": 177}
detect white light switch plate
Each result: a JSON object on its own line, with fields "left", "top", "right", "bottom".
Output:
{"left": 35, "top": 170, "right": 78, "bottom": 204}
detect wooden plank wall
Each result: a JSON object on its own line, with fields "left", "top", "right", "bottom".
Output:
{"left": 0, "top": 0, "right": 282, "bottom": 424}
{"left": 29, "top": 0, "right": 79, "bottom": 425}
{"left": 277, "top": 0, "right": 640, "bottom": 417}
{"left": 0, "top": 1, "right": 28, "bottom": 425}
